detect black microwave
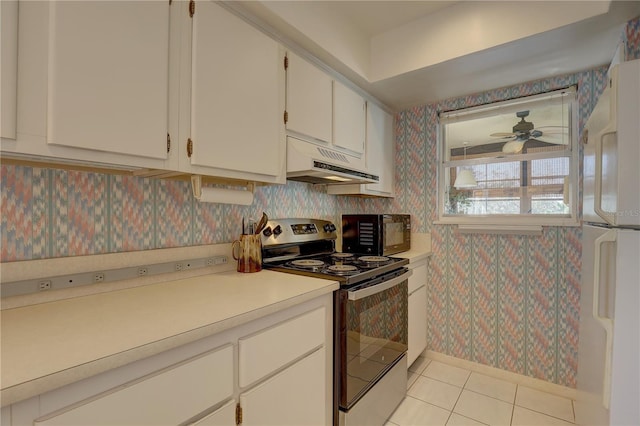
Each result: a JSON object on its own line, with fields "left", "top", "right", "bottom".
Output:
{"left": 341, "top": 214, "right": 411, "bottom": 256}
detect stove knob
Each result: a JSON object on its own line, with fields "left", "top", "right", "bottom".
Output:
{"left": 273, "top": 225, "right": 282, "bottom": 236}
{"left": 323, "top": 223, "right": 337, "bottom": 233}
{"left": 262, "top": 226, "right": 273, "bottom": 237}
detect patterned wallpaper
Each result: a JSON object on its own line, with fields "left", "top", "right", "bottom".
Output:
{"left": 1, "top": 15, "right": 638, "bottom": 387}
{"left": 396, "top": 68, "right": 607, "bottom": 388}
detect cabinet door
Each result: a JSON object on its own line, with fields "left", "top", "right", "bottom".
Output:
{"left": 285, "top": 52, "right": 332, "bottom": 144}
{"left": 326, "top": 102, "right": 394, "bottom": 197}
{"left": 365, "top": 103, "right": 394, "bottom": 195}
{"left": 408, "top": 285, "right": 428, "bottom": 366}
{"left": 46, "top": 1, "right": 169, "bottom": 160}
{"left": 189, "top": 1, "right": 284, "bottom": 181}
{"left": 239, "top": 307, "right": 325, "bottom": 388}
{"left": 1, "top": 0, "right": 18, "bottom": 139}
{"left": 240, "top": 348, "right": 326, "bottom": 426}
{"left": 333, "top": 80, "right": 365, "bottom": 155}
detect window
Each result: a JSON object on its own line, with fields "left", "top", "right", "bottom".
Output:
{"left": 437, "top": 87, "right": 579, "bottom": 227}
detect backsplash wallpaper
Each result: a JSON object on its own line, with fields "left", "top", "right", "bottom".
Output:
{"left": 2, "top": 16, "right": 638, "bottom": 388}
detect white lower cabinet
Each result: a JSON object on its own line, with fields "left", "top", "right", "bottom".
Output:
{"left": 238, "top": 307, "right": 325, "bottom": 388}
{"left": 5, "top": 294, "right": 332, "bottom": 426}
{"left": 407, "top": 260, "right": 428, "bottom": 366}
{"left": 34, "top": 345, "right": 234, "bottom": 426}
{"left": 240, "top": 348, "right": 326, "bottom": 426}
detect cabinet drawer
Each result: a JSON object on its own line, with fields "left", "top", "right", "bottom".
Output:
{"left": 408, "top": 263, "right": 427, "bottom": 294}
{"left": 239, "top": 307, "right": 325, "bottom": 388}
{"left": 239, "top": 348, "right": 326, "bottom": 426}
{"left": 35, "top": 345, "right": 233, "bottom": 426}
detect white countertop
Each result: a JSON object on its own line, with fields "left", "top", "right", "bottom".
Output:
{"left": 0, "top": 270, "right": 338, "bottom": 406}
{"left": 394, "top": 233, "right": 432, "bottom": 264}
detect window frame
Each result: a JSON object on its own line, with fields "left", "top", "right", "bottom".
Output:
{"left": 435, "top": 87, "right": 580, "bottom": 228}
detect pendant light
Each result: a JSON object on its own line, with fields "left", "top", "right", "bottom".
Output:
{"left": 454, "top": 143, "right": 477, "bottom": 188}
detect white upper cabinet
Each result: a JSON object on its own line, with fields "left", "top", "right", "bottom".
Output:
{"left": 333, "top": 80, "right": 365, "bottom": 156}
{"left": 285, "top": 52, "right": 367, "bottom": 158}
{"left": 2, "top": 1, "right": 174, "bottom": 169}
{"left": 185, "top": 1, "right": 285, "bottom": 183}
{"left": 327, "top": 102, "right": 395, "bottom": 197}
{"left": 285, "top": 51, "right": 332, "bottom": 144}
{"left": 46, "top": 1, "right": 169, "bottom": 160}
{"left": 0, "top": 0, "right": 18, "bottom": 140}
{"left": 364, "top": 103, "right": 394, "bottom": 195}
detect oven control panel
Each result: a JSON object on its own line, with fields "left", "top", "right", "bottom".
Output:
{"left": 291, "top": 223, "right": 318, "bottom": 235}
{"left": 261, "top": 218, "right": 338, "bottom": 247}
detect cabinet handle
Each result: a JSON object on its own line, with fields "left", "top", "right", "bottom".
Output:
{"left": 348, "top": 270, "right": 412, "bottom": 301}
{"left": 592, "top": 229, "right": 616, "bottom": 409}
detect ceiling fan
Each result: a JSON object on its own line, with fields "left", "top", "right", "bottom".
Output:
{"left": 491, "top": 110, "right": 566, "bottom": 154}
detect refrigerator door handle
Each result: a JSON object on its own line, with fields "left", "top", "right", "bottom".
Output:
{"left": 593, "top": 74, "right": 618, "bottom": 226}
{"left": 594, "top": 127, "right": 617, "bottom": 226}
{"left": 593, "top": 229, "right": 616, "bottom": 410}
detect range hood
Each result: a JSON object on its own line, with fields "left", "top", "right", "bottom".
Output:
{"left": 286, "top": 136, "right": 379, "bottom": 185}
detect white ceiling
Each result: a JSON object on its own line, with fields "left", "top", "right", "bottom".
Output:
{"left": 326, "top": 1, "right": 457, "bottom": 37}
{"left": 227, "top": 1, "right": 640, "bottom": 111}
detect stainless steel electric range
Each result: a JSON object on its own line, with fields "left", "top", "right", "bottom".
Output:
{"left": 261, "top": 218, "right": 410, "bottom": 426}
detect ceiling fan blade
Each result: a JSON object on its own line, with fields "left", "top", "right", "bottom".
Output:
{"left": 535, "top": 128, "right": 568, "bottom": 137}
{"left": 490, "top": 132, "right": 516, "bottom": 137}
{"left": 502, "top": 140, "right": 525, "bottom": 154}
{"left": 535, "top": 134, "right": 569, "bottom": 145}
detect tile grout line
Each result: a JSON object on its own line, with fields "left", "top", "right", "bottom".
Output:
{"left": 511, "top": 383, "right": 519, "bottom": 425}
{"left": 414, "top": 357, "right": 578, "bottom": 425}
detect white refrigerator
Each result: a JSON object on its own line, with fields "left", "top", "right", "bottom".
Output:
{"left": 576, "top": 59, "right": 640, "bottom": 426}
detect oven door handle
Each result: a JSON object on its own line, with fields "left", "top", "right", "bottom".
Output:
{"left": 348, "top": 270, "right": 412, "bottom": 301}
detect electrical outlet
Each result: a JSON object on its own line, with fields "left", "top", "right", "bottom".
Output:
{"left": 175, "top": 263, "right": 183, "bottom": 271}
{"left": 39, "top": 280, "right": 52, "bottom": 291}
{"left": 94, "top": 272, "right": 105, "bottom": 283}
{"left": 138, "top": 267, "right": 148, "bottom": 276}
{"left": 184, "top": 262, "right": 192, "bottom": 270}
{"left": 206, "top": 258, "right": 215, "bottom": 266}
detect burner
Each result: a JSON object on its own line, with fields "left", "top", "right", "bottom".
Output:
{"left": 290, "top": 259, "right": 325, "bottom": 268}
{"left": 331, "top": 253, "right": 354, "bottom": 259}
{"left": 358, "top": 256, "right": 390, "bottom": 263}
{"left": 325, "top": 265, "right": 359, "bottom": 275}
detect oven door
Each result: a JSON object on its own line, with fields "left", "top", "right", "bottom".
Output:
{"left": 336, "top": 268, "right": 410, "bottom": 411}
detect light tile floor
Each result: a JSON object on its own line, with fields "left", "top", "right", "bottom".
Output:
{"left": 387, "top": 356, "right": 575, "bottom": 426}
